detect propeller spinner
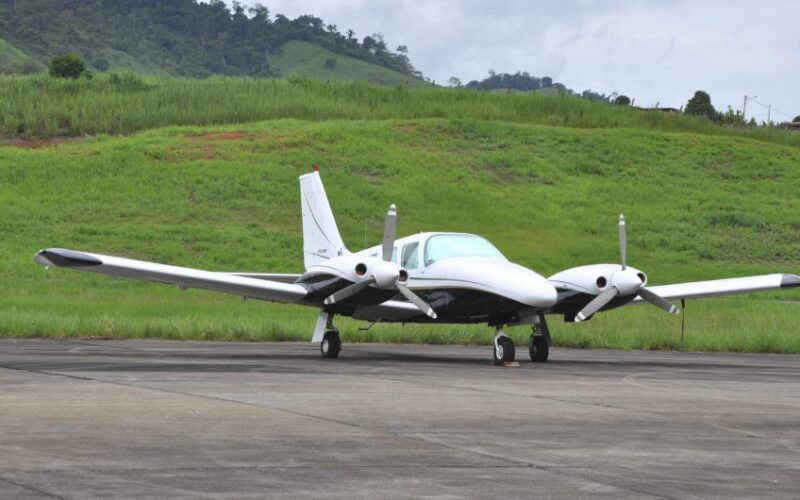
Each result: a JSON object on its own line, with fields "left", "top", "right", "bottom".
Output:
{"left": 323, "top": 204, "right": 437, "bottom": 319}
{"left": 575, "top": 214, "right": 680, "bottom": 322}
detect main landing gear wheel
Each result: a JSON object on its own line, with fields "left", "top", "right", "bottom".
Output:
{"left": 320, "top": 331, "right": 341, "bottom": 359}
{"left": 529, "top": 335, "right": 549, "bottom": 363}
{"left": 493, "top": 335, "right": 515, "bottom": 365}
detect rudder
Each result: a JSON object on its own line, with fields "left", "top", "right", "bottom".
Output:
{"left": 299, "top": 170, "right": 348, "bottom": 269}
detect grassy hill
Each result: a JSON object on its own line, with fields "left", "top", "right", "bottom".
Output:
{"left": 1, "top": 94, "right": 800, "bottom": 352}
{"left": 270, "top": 41, "right": 428, "bottom": 87}
{"left": 0, "top": 37, "right": 44, "bottom": 75}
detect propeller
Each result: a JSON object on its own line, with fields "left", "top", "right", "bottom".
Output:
{"left": 574, "top": 214, "right": 680, "bottom": 322}
{"left": 324, "top": 204, "right": 437, "bottom": 319}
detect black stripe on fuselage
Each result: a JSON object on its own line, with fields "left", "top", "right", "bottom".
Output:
{"left": 298, "top": 273, "right": 529, "bottom": 324}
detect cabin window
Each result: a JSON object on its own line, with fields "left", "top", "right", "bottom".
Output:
{"left": 401, "top": 242, "right": 419, "bottom": 269}
{"left": 424, "top": 234, "right": 506, "bottom": 266}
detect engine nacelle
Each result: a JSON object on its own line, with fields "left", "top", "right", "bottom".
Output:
{"left": 549, "top": 264, "right": 646, "bottom": 296}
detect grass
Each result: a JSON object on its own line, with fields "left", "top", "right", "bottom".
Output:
{"left": 2, "top": 74, "right": 799, "bottom": 150}
{"left": 270, "top": 40, "right": 428, "bottom": 88}
{"left": 0, "top": 37, "right": 44, "bottom": 75}
{"left": 1, "top": 117, "right": 799, "bottom": 353}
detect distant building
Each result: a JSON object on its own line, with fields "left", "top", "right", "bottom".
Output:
{"left": 787, "top": 122, "right": 800, "bottom": 131}
{"left": 633, "top": 107, "right": 682, "bottom": 114}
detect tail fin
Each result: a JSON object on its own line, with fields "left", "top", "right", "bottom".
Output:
{"left": 299, "top": 170, "right": 348, "bottom": 269}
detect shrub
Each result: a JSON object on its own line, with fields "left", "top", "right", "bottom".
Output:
{"left": 49, "top": 53, "right": 88, "bottom": 79}
{"left": 614, "top": 95, "right": 631, "bottom": 106}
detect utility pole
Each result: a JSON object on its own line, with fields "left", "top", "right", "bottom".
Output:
{"left": 742, "top": 95, "right": 747, "bottom": 121}
{"left": 767, "top": 104, "right": 772, "bottom": 125}
{"left": 742, "top": 95, "right": 757, "bottom": 122}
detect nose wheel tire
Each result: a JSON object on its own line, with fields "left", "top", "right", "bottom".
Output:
{"left": 529, "top": 335, "right": 549, "bottom": 363}
{"left": 493, "top": 335, "right": 515, "bottom": 365}
{"left": 320, "top": 331, "right": 341, "bottom": 359}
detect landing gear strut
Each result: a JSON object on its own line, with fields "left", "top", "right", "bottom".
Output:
{"left": 529, "top": 314, "right": 551, "bottom": 363}
{"left": 319, "top": 314, "right": 341, "bottom": 359}
{"left": 493, "top": 328, "right": 515, "bottom": 365}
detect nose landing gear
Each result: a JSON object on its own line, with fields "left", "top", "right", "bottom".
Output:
{"left": 493, "top": 328, "right": 515, "bottom": 365}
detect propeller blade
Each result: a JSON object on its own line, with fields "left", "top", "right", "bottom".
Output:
{"left": 619, "top": 214, "right": 627, "bottom": 270}
{"left": 382, "top": 204, "right": 397, "bottom": 262}
{"left": 396, "top": 283, "right": 437, "bottom": 319}
{"left": 575, "top": 287, "right": 619, "bottom": 322}
{"left": 638, "top": 287, "right": 681, "bottom": 315}
{"left": 324, "top": 277, "right": 376, "bottom": 305}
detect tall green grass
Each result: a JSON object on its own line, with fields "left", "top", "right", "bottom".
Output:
{"left": 2, "top": 74, "right": 799, "bottom": 148}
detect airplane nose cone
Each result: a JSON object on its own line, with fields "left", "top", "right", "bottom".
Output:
{"left": 485, "top": 261, "right": 557, "bottom": 308}
{"left": 519, "top": 276, "right": 558, "bottom": 308}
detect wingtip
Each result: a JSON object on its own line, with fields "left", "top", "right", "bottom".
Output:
{"left": 33, "top": 248, "right": 102, "bottom": 268}
{"left": 781, "top": 274, "right": 800, "bottom": 289}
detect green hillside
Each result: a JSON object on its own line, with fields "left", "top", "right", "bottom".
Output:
{"left": 1, "top": 114, "right": 799, "bottom": 352}
{"left": 271, "top": 41, "right": 428, "bottom": 87}
{"left": 0, "top": 0, "right": 418, "bottom": 79}
{"left": 0, "top": 37, "right": 44, "bottom": 75}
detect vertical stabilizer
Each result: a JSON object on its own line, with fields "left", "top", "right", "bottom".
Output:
{"left": 299, "top": 170, "right": 348, "bottom": 269}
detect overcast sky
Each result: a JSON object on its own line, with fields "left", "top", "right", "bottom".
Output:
{"left": 227, "top": 0, "right": 799, "bottom": 123}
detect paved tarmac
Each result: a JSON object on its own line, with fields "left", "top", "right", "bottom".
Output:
{"left": 0, "top": 339, "right": 799, "bottom": 499}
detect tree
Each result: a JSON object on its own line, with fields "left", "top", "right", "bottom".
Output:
{"left": 541, "top": 76, "right": 553, "bottom": 88}
{"left": 684, "top": 90, "right": 717, "bottom": 120}
{"left": 49, "top": 53, "right": 88, "bottom": 79}
{"left": 362, "top": 35, "right": 375, "bottom": 52}
{"left": 794, "top": 115, "right": 800, "bottom": 123}
{"left": 614, "top": 95, "right": 631, "bottom": 106}
{"left": 448, "top": 76, "right": 462, "bottom": 87}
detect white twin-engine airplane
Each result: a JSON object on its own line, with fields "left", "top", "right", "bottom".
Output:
{"left": 35, "top": 168, "right": 800, "bottom": 364}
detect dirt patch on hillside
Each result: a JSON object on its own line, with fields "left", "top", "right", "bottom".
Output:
{"left": 393, "top": 124, "right": 419, "bottom": 133}
{"left": 187, "top": 132, "right": 248, "bottom": 141}
{"left": 1, "top": 136, "right": 85, "bottom": 149}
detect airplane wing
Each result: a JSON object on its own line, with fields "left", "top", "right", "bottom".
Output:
{"left": 34, "top": 248, "right": 308, "bottom": 303}
{"left": 224, "top": 273, "right": 303, "bottom": 284}
{"left": 631, "top": 273, "right": 800, "bottom": 303}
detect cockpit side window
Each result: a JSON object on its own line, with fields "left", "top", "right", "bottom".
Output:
{"left": 401, "top": 242, "right": 419, "bottom": 269}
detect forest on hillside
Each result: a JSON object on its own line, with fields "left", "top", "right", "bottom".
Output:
{"left": 0, "top": 0, "right": 418, "bottom": 77}
{"left": 463, "top": 71, "right": 612, "bottom": 103}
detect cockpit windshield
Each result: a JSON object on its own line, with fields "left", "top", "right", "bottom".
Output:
{"left": 424, "top": 234, "right": 506, "bottom": 266}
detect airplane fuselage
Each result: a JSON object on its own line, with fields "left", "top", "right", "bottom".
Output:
{"left": 299, "top": 232, "right": 558, "bottom": 325}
